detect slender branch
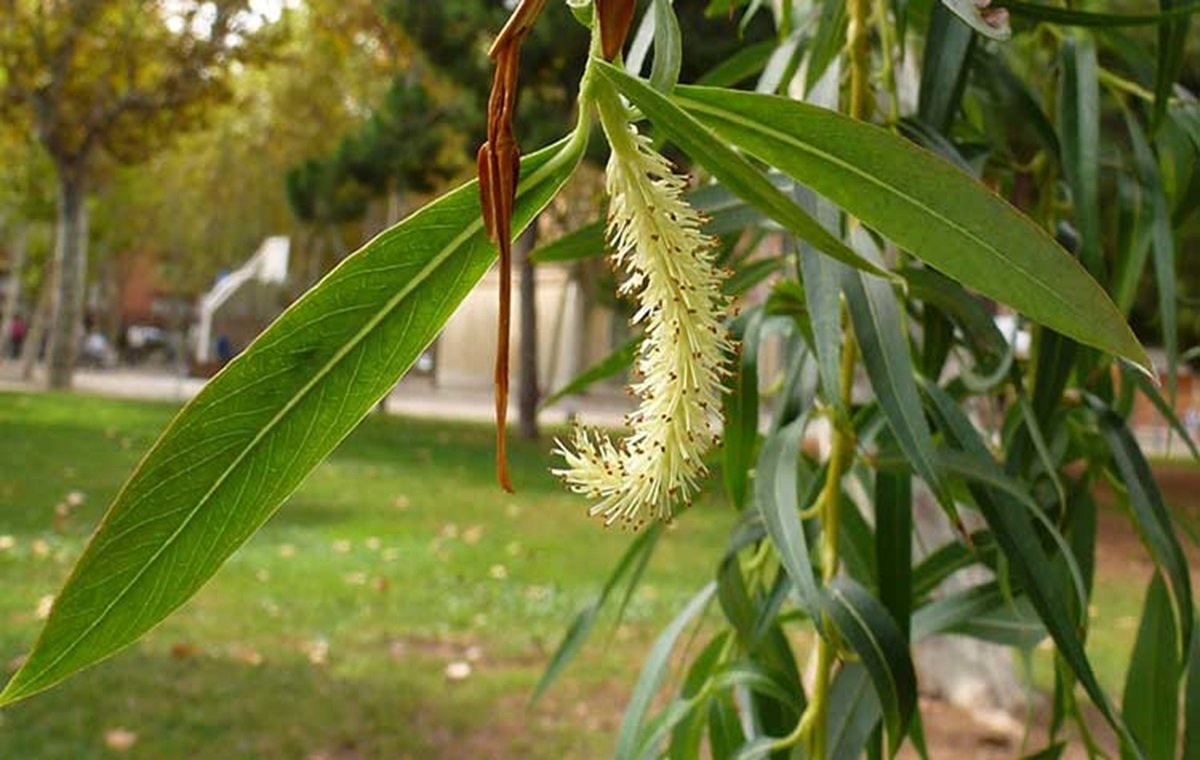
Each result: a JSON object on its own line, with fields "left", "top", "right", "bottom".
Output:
{"left": 796, "top": 2, "right": 872, "bottom": 754}
{"left": 848, "top": 0, "right": 872, "bottom": 121}
{"left": 873, "top": 0, "right": 900, "bottom": 124}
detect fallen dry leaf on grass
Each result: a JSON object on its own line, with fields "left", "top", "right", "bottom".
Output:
{"left": 104, "top": 728, "right": 138, "bottom": 752}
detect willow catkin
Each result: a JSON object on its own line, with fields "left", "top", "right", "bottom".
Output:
{"left": 553, "top": 117, "right": 730, "bottom": 528}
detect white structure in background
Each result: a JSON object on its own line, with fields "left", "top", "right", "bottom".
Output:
{"left": 437, "top": 265, "right": 606, "bottom": 392}
{"left": 994, "top": 313, "right": 1032, "bottom": 359}
{"left": 194, "top": 236, "right": 289, "bottom": 363}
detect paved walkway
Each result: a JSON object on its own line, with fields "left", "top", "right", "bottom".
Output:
{"left": 1, "top": 362, "right": 1191, "bottom": 458}
{"left": 0, "top": 362, "right": 634, "bottom": 429}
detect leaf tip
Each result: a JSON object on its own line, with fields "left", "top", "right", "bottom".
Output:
{"left": 1123, "top": 349, "right": 1158, "bottom": 386}
{"left": 0, "top": 674, "right": 31, "bottom": 709}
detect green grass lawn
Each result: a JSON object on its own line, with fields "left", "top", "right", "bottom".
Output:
{"left": 0, "top": 391, "right": 1185, "bottom": 757}
{"left": 0, "top": 391, "right": 732, "bottom": 758}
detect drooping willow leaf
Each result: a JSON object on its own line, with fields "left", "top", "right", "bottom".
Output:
{"left": 0, "top": 134, "right": 587, "bottom": 707}
{"left": 657, "top": 82, "right": 1149, "bottom": 372}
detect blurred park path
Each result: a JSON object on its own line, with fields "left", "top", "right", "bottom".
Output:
{"left": 0, "top": 360, "right": 633, "bottom": 430}
{"left": 3, "top": 359, "right": 1194, "bottom": 458}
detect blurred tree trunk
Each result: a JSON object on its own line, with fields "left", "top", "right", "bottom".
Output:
{"left": 386, "top": 185, "right": 404, "bottom": 226}
{"left": 327, "top": 223, "right": 348, "bottom": 262}
{"left": 517, "top": 223, "right": 539, "bottom": 440}
{"left": 304, "top": 230, "right": 325, "bottom": 288}
{"left": 0, "top": 222, "right": 29, "bottom": 358}
{"left": 46, "top": 167, "right": 88, "bottom": 389}
{"left": 21, "top": 260, "right": 55, "bottom": 381}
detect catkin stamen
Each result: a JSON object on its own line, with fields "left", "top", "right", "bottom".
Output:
{"left": 553, "top": 118, "right": 730, "bottom": 528}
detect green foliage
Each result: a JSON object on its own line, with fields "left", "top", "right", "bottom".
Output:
{"left": 0, "top": 135, "right": 586, "bottom": 705}
{"left": 5, "top": 2, "right": 1200, "bottom": 759}
{"left": 86, "top": 3, "right": 401, "bottom": 295}
{"left": 0, "top": 1, "right": 277, "bottom": 168}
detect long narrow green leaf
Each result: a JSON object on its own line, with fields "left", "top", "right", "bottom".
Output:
{"left": 611, "top": 523, "right": 663, "bottom": 632}
{"left": 935, "top": 447, "right": 1088, "bottom": 616}
{"left": 1124, "top": 110, "right": 1178, "bottom": 397}
{"left": 540, "top": 337, "right": 638, "bottom": 410}
{"left": 672, "top": 84, "right": 1151, "bottom": 371}
{"left": 901, "top": 267, "right": 1009, "bottom": 376}
{"left": 923, "top": 382, "right": 1140, "bottom": 754}
{"left": 709, "top": 695, "right": 747, "bottom": 758}
{"left": 893, "top": 0, "right": 910, "bottom": 49}
{"left": 755, "top": 420, "right": 822, "bottom": 617}
{"left": 745, "top": 626, "right": 808, "bottom": 737}
{"left": 1122, "top": 574, "right": 1182, "bottom": 760}
{"left": 799, "top": 243, "right": 843, "bottom": 405}
{"left": 1012, "top": 383, "right": 1067, "bottom": 509}
{"left": 616, "top": 583, "right": 717, "bottom": 760}
{"left": 1172, "top": 102, "right": 1200, "bottom": 153}
{"left": 726, "top": 256, "right": 784, "bottom": 296}
{"left": 828, "top": 664, "right": 884, "bottom": 760}
{"left": 1113, "top": 174, "right": 1155, "bottom": 315}
{"left": 695, "top": 40, "right": 776, "bottom": 88}
{"left": 957, "top": 599, "right": 1047, "bottom": 650}
{"left": 1059, "top": 34, "right": 1104, "bottom": 279}
{"left": 794, "top": 181, "right": 844, "bottom": 407}
{"left": 650, "top": 0, "right": 682, "bottom": 93}
{"left": 922, "top": 305, "right": 955, "bottom": 381}
{"left": 1185, "top": 616, "right": 1200, "bottom": 758}
{"left": 724, "top": 311, "right": 764, "bottom": 510}
{"left": 533, "top": 523, "right": 663, "bottom": 704}
{"left": 912, "top": 531, "right": 998, "bottom": 600}
{"left": 840, "top": 492, "right": 878, "bottom": 586}
{"left": 1154, "top": 0, "right": 1193, "bottom": 129}
{"left": 755, "top": 26, "right": 804, "bottom": 95}
{"left": 805, "top": 0, "right": 848, "bottom": 91}
{"left": 712, "top": 662, "right": 803, "bottom": 707}
{"left": 898, "top": 117, "right": 978, "bottom": 176}
{"left": 876, "top": 467, "right": 913, "bottom": 639}
{"left": 529, "top": 221, "right": 605, "bottom": 264}
{"left": 996, "top": 0, "right": 1200, "bottom": 27}
{"left": 593, "top": 61, "right": 891, "bottom": 280}
{"left": 718, "top": 552, "right": 756, "bottom": 650}
{"left": 920, "top": 2, "right": 975, "bottom": 132}
{"left": 822, "top": 578, "right": 918, "bottom": 756}
{"left": 637, "top": 699, "right": 704, "bottom": 760}
{"left": 975, "top": 52, "right": 1061, "bottom": 165}
{"left": 913, "top": 582, "right": 1044, "bottom": 649}
{"left": 751, "top": 570, "right": 795, "bottom": 649}
{"left": 669, "top": 633, "right": 729, "bottom": 760}
{"left": 842, "top": 232, "right": 955, "bottom": 519}
{"left": 771, "top": 331, "right": 820, "bottom": 432}
{"left": 912, "top": 583, "right": 993, "bottom": 639}
{"left": 0, "top": 135, "right": 587, "bottom": 707}
{"left": 1088, "top": 396, "right": 1194, "bottom": 661}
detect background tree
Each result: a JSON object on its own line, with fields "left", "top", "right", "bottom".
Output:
{"left": 379, "top": 1, "right": 772, "bottom": 439}
{"left": 0, "top": 0, "right": 278, "bottom": 388}
{"left": 0, "top": 126, "right": 54, "bottom": 359}
{"left": 284, "top": 74, "right": 466, "bottom": 279}
{"left": 80, "top": 0, "right": 400, "bottom": 333}
{"left": 2, "top": 5, "right": 1198, "bottom": 759}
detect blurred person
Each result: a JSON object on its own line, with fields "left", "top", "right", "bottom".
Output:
{"left": 9, "top": 314, "right": 26, "bottom": 359}
{"left": 215, "top": 333, "right": 234, "bottom": 365}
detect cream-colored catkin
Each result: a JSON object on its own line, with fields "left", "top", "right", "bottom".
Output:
{"left": 553, "top": 117, "right": 730, "bottom": 528}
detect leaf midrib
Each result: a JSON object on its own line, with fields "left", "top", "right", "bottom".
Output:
{"left": 853, "top": 273, "right": 941, "bottom": 492}
{"left": 828, "top": 585, "right": 907, "bottom": 749}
